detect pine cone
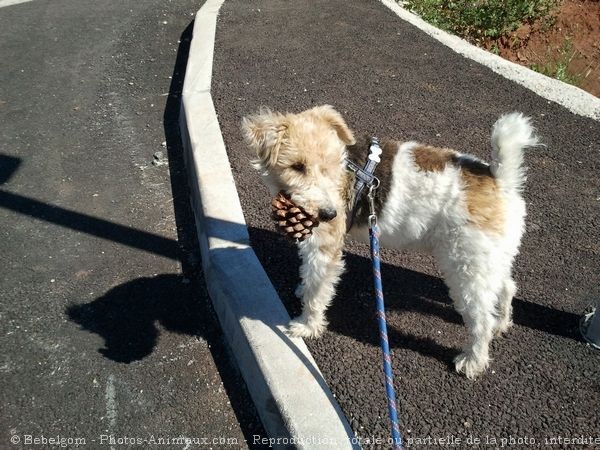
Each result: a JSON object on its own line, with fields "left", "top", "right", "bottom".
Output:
{"left": 271, "top": 191, "right": 319, "bottom": 241}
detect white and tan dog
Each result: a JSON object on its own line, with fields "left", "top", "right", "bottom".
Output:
{"left": 242, "top": 105, "right": 538, "bottom": 378}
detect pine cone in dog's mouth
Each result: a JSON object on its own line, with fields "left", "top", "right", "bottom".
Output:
{"left": 271, "top": 191, "right": 319, "bottom": 241}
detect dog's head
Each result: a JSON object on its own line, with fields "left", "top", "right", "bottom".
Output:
{"left": 242, "top": 105, "right": 355, "bottom": 222}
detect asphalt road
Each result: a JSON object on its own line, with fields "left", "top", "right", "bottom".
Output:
{"left": 212, "top": 0, "right": 600, "bottom": 448}
{"left": 0, "top": 1, "right": 265, "bottom": 448}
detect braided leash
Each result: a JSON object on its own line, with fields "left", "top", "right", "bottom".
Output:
{"left": 368, "top": 183, "right": 403, "bottom": 450}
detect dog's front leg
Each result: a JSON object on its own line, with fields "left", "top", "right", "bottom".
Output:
{"left": 288, "top": 239, "right": 345, "bottom": 338}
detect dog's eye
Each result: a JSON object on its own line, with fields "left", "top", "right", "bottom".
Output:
{"left": 291, "top": 162, "right": 306, "bottom": 172}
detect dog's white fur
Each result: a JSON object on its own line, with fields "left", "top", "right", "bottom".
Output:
{"left": 242, "top": 105, "right": 537, "bottom": 379}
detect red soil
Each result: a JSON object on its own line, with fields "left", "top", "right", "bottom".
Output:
{"left": 489, "top": 0, "right": 600, "bottom": 97}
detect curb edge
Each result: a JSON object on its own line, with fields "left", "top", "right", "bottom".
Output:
{"left": 178, "top": 1, "right": 359, "bottom": 448}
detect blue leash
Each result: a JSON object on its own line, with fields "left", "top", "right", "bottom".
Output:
{"left": 368, "top": 183, "right": 403, "bottom": 449}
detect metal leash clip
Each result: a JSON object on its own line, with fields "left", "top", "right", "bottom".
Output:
{"left": 368, "top": 177, "right": 380, "bottom": 228}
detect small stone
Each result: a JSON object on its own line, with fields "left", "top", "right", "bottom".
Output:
{"left": 152, "top": 151, "right": 168, "bottom": 166}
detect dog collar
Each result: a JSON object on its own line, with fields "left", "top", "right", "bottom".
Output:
{"left": 345, "top": 136, "right": 382, "bottom": 230}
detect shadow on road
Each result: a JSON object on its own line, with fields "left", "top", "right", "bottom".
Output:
{"left": 0, "top": 22, "right": 267, "bottom": 445}
{"left": 0, "top": 154, "right": 21, "bottom": 184}
{"left": 248, "top": 226, "right": 582, "bottom": 368}
{"left": 67, "top": 274, "right": 203, "bottom": 363}
{"left": 162, "top": 20, "right": 198, "bottom": 276}
{"left": 65, "top": 21, "right": 200, "bottom": 365}
{"left": 66, "top": 269, "right": 266, "bottom": 444}
{"left": 0, "top": 189, "right": 180, "bottom": 259}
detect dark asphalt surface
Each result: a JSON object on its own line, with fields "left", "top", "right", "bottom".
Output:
{"left": 1, "top": 1, "right": 265, "bottom": 448}
{"left": 212, "top": 0, "right": 600, "bottom": 448}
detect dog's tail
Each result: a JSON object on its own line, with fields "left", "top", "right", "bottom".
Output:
{"left": 490, "top": 112, "right": 538, "bottom": 193}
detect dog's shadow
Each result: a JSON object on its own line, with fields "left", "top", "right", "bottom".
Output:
{"left": 248, "top": 226, "right": 582, "bottom": 366}
{"left": 67, "top": 274, "right": 207, "bottom": 363}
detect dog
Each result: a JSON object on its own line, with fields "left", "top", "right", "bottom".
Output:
{"left": 242, "top": 105, "right": 538, "bottom": 378}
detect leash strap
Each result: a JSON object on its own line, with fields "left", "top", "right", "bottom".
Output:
{"left": 368, "top": 185, "right": 403, "bottom": 449}
{"left": 345, "top": 137, "right": 382, "bottom": 230}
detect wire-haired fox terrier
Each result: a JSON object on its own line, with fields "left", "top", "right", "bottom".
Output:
{"left": 242, "top": 105, "right": 538, "bottom": 378}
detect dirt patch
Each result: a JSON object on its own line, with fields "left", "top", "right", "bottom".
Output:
{"left": 488, "top": 0, "right": 600, "bottom": 96}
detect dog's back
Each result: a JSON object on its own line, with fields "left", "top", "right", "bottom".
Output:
{"left": 371, "top": 113, "right": 537, "bottom": 253}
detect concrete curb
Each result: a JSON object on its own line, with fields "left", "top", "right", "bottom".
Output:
{"left": 179, "top": 1, "right": 358, "bottom": 448}
{"left": 0, "top": 0, "right": 35, "bottom": 9}
{"left": 381, "top": 0, "right": 600, "bottom": 121}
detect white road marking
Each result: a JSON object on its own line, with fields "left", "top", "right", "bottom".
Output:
{"left": 105, "top": 375, "right": 117, "bottom": 428}
{"left": 0, "top": 0, "right": 39, "bottom": 9}
{"left": 105, "top": 375, "right": 117, "bottom": 450}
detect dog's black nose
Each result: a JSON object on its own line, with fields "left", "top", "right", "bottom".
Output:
{"left": 318, "top": 207, "right": 337, "bottom": 222}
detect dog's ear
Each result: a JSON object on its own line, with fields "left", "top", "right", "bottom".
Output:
{"left": 310, "top": 105, "right": 356, "bottom": 145}
{"left": 241, "top": 109, "right": 287, "bottom": 169}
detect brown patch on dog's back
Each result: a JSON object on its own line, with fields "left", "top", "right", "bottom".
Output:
{"left": 348, "top": 138, "right": 505, "bottom": 234}
{"left": 454, "top": 156, "right": 505, "bottom": 234}
{"left": 412, "top": 145, "right": 457, "bottom": 172}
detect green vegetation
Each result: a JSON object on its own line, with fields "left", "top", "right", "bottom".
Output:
{"left": 404, "top": 0, "right": 558, "bottom": 42}
{"left": 529, "top": 37, "right": 581, "bottom": 86}
{"left": 403, "top": 0, "right": 582, "bottom": 86}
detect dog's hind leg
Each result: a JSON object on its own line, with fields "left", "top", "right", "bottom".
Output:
{"left": 495, "top": 277, "right": 516, "bottom": 336}
{"left": 448, "top": 281, "right": 499, "bottom": 379}
{"left": 288, "top": 245, "right": 345, "bottom": 338}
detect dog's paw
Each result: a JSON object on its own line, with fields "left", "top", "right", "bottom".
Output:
{"left": 287, "top": 317, "right": 326, "bottom": 339}
{"left": 454, "top": 352, "right": 489, "bottom": 379}
{"left": 494, "top": 319, "right": 513, "bottom": 337}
